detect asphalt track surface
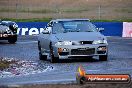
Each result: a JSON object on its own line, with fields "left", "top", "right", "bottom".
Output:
{"left": 0, "top": 35, "right": 132, "bottom": 85}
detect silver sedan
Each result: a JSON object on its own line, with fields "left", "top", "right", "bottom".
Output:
{"left": 38, "top": 19, "right": 108, "bottom": 63}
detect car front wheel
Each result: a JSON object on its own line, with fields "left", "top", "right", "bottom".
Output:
{"left": 39, "top": 52, "right": 47, "bottom": 60}
{"left": 50, "top": 43, "right": 59, "bottom": 63}
{"left": 8, "top": 35, "right": 17, "bottom": 44}
{"left": 99, "top": 55, "right": 107, "bottom": 61}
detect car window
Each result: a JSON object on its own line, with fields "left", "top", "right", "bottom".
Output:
{"left": 47, "top": 22, "right": 53, "bottom": 27}
{"left": 52, "top": 21, "right": 97, "bottom": 34}
{"left": 52, "top": 23, "right": 65, "bottom": 34}
{"left": 63, "top": 21, "right": 97, "bottom": 32}
{"left": 0, "top": 23, "right": 7, "bottom": 26}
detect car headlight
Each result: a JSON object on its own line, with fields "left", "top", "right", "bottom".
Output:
{"left": 92, "top": 40, "right": 107, "bottom": 44}
{"left": 13, "top": 24, "right": 18, "bottom": 29}
{"left": 6, "top": 28, "right": 11, "bottom": 33}
{"left": 55, "top": 41, "right": 72, "bottom": 46}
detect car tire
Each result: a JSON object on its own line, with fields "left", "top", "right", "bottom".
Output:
{"left": 76, "top": 76, "right": 86, "bottom": 84}
{"left": 50, "top": 43, "right": 59, "bottom": 63}
{"left": 8, "top": 35, "right": 17, "bottom": 44}
{"left": 39, "top": 52, "right": 47, "bottom": 60}
{"left": 88, "top": 56, "right": 93, "bottom": 59}
{"left": 51, "top": 56, "right": 59, "bottom": 63}
{"left": 99, "top": 55, "right": 107, "bottom": 61}
{"left": 38, "top": 41, "right": 41, "bottom": 51}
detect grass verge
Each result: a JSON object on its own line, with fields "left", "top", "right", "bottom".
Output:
{"left": 0, "top": 57, "right": 16, "bottom": 70}
{"left": 1, "top": 18, "right": 132, "bottom": 22}
{"left": 1, "top": 18, "right": 52, "bottom": 22}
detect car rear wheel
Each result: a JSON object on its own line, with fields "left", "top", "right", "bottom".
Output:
{"left": 38, "top": 42, "right": 47, "bottom": 60}
{"left": 39, "top": 52, "right": 47, "bottom": 60}
{"left": 50, "top": 44, "right": 59, "bottom": 63}
{"left": 76, "top": 76, "right": 86, "bottom": 84}
{"left": 8, "top": 35, "right": 17, "bottom": 44}
{"left": 99, "top": 55, "right": 107, "bottom": 61}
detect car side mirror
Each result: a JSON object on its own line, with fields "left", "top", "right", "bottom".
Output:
{"left": 42, "top": 30, "right": 50, "bottom": 34}
{"left": 97, "top": 28, "right": 104, "bottom": 32}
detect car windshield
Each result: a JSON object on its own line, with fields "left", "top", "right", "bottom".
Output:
{"left": 0, "top": 23, "right": 8, "bottom": 26}
{"left": 52, "top": 21, "right": 97, "bottom": 34}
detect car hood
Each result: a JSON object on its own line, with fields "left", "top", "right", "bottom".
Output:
{"left": 54, "top": 32, "right": 106, "bottom": 41}
{"left": 0, "top": 25, "right": 8, "bottom": 33}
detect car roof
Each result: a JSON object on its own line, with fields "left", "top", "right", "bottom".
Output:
{"left": 2, "top": 21, "right": 15, "bottom": 24}
{"left": 51, "top": 19, "right": 90, "bottom": 22}
{"left": 0, "top": 21, "right": 16, "bottom": 26}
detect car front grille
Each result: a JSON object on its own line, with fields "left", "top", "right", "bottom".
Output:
{"left": 59, "top": 52, "right": 69, "bottom": 55}
{"left": 80, "top": 41, "right": 93, "bottom": 44}
{"left": 72, "top": 41, "right": 93, "bottom": 45}
{"left": 71, "top": 48, "right": 95, "bottom": 55}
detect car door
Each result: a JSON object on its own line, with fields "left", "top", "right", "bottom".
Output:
{"left": 40, "top": 21, "right": 54, "bottom": 52}
{"left": 39, "top": 27, "right": 51, "bottom": 53}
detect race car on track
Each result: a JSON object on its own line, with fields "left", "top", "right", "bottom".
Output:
{"left": 0, "top": 20, "right": 18, "bottom": 43}
{"left": 38, "top": 19, "right": 108, "bottom": 63}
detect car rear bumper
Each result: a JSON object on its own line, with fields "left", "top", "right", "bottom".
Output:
{"left": 0, "top": 34, "right": 17, "bottom": 40}
{"left": 52, "top": 44, "right": 108, "bottom": 59}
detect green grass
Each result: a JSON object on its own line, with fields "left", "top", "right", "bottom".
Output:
{"left": 0, "top": 58, "right": 17, "bottom": 70}
{"left": 0, "top": 8, "right": 57, "bottom": 13}
{"left": 0, "top": 7, "right": 89, "bottom": 14}
{"left": 92, "top": 19, "right": 132, "bottom": 22}
{"left": 0, "top": 59, "right": 11, "bottom": 70}
{"left": 115, "top": 8, "right": 132, "bottom": 13}
{"left": 0, "top": 8, "right": 16, "bottom": 12}
{"left": 1, "top": 18, "right": 52, "bottom": 22}
{"left": 61, "top": 8, "right": 89, "bottom": 13}
{"left": 20, "top": 9, "right": 57, "bottom": 14}
{"left": 1, "top": 18, "right": 132, "bottom": 22}
{"left": 0, "top": 8, "right": 89, "bottom": 14}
